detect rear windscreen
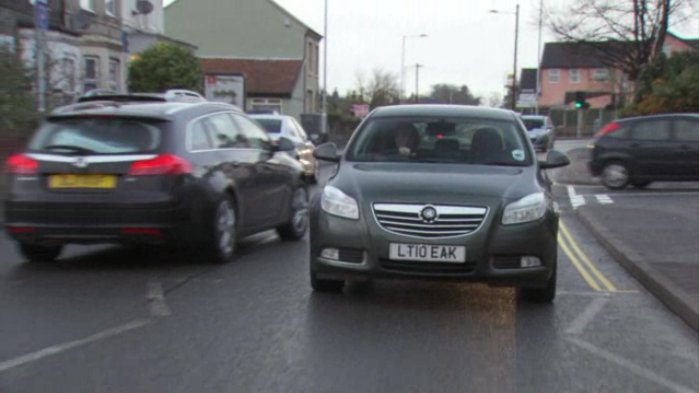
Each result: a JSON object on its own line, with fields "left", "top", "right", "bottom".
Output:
{"left": 522, "top": 118, "right": 544, "bottom": 131}
{"left": 28, "top": 118, "right": 163, "bottom": 155}
{"left": 254, "top": 118, "right": 282, "bottom": 134}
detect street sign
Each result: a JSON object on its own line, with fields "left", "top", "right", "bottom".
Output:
{"left": 517, "top": 93, "right": 537, "bottom": 108}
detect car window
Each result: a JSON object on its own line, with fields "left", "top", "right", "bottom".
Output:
{"left": 233, "top": 114, "right": 272, "bottom": 150}
{"left": 204, "top": 113, "right": 249, "bottom": 149}
{"left": 284, "top": 119, "right": 301, "bottom": 140}
{"left": 189, "top": 119, "right": 213, "bottom": 151}
{"left": 348, "top": 116, "right": 531, "bottom": 165}
{"left": 631, "top": 120, "right": 671, "bottom": 141}
{"left": 674, "top": 119, "right": 699, "bottom": 142}
{"left": 29, "top": 117, "right": 162, "bottom": 155}
{"left": 292, "top": 119, "right": 309, "bottom": 141}
{"left": 254, "top": 118, "right": 282, "bottom": 134}
{"left": 522, "top": 118, "right": 545, "bottom": 131}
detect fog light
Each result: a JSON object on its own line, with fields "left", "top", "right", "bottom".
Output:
{"left": 521, "top": 256, "right": 542, "bottom": 268}
{"left": 321, "top": 248, "right": 339, "bottom": 260}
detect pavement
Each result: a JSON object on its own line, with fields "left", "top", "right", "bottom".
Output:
{"left": 551, "top": 142, "right": 699, "bottom": 331}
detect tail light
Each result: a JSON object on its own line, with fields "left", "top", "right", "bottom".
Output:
{"left": 5, "top": 154, "right": 38, "bottom": 175}
{"left": 128, "top": 154, "right": 192, "bottom": 176}
{"left": 594, "top": 122, "right": 620, "bottom": 139}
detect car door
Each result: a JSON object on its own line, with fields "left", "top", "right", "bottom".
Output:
{"left": 201, "top": 112, "right": 260, "bottom": 230}
{"left": 672, "top": 117, "right": 699, "bottom": 178}
{"left": 232, "top": 113, "right": 290, "bottom": 227}
{"left": 628, "top": 118, "right": 674, "bottom": 177}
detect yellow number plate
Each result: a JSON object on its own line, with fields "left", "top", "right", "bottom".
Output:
{"left": 48, "top": 174, "right": 117, "bottom": 189}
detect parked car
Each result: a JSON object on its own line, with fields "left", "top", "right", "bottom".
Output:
{"left": 309, "top": 105, "right": 570, "bottom": 302}
{"left": 250, "top": 114, "right": 319, "bottom": 183}
{"left": 588, "top": 114, "right": 699, "bottom": 190}
{"left": 521, "top": 115, "right": 556, "bottom": 152}
{"left": 3, "top": 91, "right": 309, "bottom": 264}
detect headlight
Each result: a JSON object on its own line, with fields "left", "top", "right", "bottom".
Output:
{"left": 502, "top": 192, "right": 547, "bottom": 225}
{"left": 321, "top": 185, "right": 359, "bottom": 220}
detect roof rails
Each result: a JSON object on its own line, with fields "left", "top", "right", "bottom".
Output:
{"left": 76, "top": 89, "right": 206, "bottom": 104}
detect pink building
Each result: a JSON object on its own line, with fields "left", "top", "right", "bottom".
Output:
{"left": 538, "top": 32, "right": 698, "bottom": 109}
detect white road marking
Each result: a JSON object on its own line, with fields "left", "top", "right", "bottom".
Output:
{"left": 566, "top": 337, "right": 696, "bottom": 393}
{"left": 565, "top": 298, "right": 609, "bottom": 335}
{"left": 0, "top": 320, "right": 151, "bottom": 374}
{"left": 567, "top": 186, "right": 586, "bottom": 209}
{"left": 595, "top": 194, "right": 614, "bottom": 204}
{"left": 147, "top": 281, "right": 171, "bottom": 318}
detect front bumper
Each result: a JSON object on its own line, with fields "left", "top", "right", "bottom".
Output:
{"left": 310, "top": 203, "right": 558, "bottom": 286}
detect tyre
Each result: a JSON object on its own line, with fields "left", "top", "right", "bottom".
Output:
{"left": 518, "top": 263, "right": 557, "bottom": 303}
{"left": 277, "top": 187, "right": 309, "bottom": 241}
{"left": 310, "top": 269, "right": 345, "bottom": 292}
{"left": 631, "top": 180, "right": 652, "bottom": 189}
{"left": 206, "top": 198, "right": 237, "bottom": 264}
{"left": 18, "top": 243, "right": 63, "bottom": 263}
{"left": 600, "top": 161, "right": 630, "bottom": 190}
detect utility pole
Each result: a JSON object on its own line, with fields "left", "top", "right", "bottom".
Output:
{"left": 321, "top": 0, "right": 328, "bottom": 136}
{"left": 512, "top": 3, "right": 520, "bottom": 111}
{"left": 536, "top": 0, "right": 542, "bottom": 115}
{"left": 415, "top": 63, "right": 423, "bottom": 103}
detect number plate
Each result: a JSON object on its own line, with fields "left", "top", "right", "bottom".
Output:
{"left": 48, "top": 174, "right": 116, "bottom": 189}
{"left": 389, "top": 243, "right": 466, "bottom": 263}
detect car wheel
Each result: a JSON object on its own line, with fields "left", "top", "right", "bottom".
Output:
{"left": 207, "top": 198, "right": 237, "bottom": 264}
{"left": 18, "top": 243, "right": 63, "bottom": 263}
{"left": 277, "top": 187, "right": 309, "bottom": 241}
{"left": 518, "top": 263, "right": 557, "bottom": 303}
{"left": 310, "top": 269, "right": 345, "bottom": 292}
{"left": 631, "top": 180, "right": 652, "bottom": 189}
{"left": 600, "top": 161, "right": 630, "bottom": 190}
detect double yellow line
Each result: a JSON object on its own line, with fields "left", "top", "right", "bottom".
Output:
{"left": 558, "top": 220, "right": 618, "bottom": 292}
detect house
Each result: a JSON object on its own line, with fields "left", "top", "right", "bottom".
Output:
{"left": 121, "top": 0, "right": 195, "bottom": 58}
{"left": 164, "top": 0, "right": 322, "bottom": 119}
{"left": 538, "top": 32, "right": 698, "bottom": 110}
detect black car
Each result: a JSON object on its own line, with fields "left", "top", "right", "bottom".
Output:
{"left": 589, "top": 114, "right": 699, "bottom": 190}
{"left": 3, "top": 92, "right": 309, "bottom": 264}
{"left": 309, "top": 105, "right": 570, "bottom": 302}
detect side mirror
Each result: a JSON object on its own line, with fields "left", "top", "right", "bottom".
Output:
{"left": 274, "top": 137, "right": 296, "bottom": 152}
{"left": 539, "top": 150, "right": 570, "bottom": 169}
{"left": 313, "top": 142, "right": 340, "bottom": 162}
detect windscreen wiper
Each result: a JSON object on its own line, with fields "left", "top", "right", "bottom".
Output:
{"left": 42, "top": 144, "right": 97, "bottom": 155}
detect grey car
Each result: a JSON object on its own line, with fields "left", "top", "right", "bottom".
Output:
{"left": 309, "top": 105, "right": 570, "bottom": 302}
{"left": 521, "top": 115, "right": 556, "bottom": 152}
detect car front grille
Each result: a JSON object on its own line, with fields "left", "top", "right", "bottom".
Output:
{"left": 372, "top": 203, "right": 488, "bottom": 238}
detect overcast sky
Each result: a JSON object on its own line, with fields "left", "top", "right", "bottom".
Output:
{"left": 165, "top": 0, "right": 699, "bottom": 100}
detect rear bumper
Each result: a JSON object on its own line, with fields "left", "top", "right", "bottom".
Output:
{"left": 3, "top": 202, "right": 197, "bottom": 245}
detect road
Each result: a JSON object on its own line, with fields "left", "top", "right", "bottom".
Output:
{"left": 0, "top": 164, "right": 698, "bottom": 393}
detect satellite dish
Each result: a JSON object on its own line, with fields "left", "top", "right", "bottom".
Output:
{"left": 134, "top": 0, "right": 154, "bottom": 15}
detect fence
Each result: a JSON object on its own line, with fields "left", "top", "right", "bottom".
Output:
{"left": 545, "top": 108, "right": 619, "bottom": 138}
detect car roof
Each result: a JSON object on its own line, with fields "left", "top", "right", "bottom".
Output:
{"left": 248, "top": 114, "right": 292, "bottom": 120}
{"left": 370, "top": 105, "right": 518, "bottom": 121}
{"left": 617, "top": 113, "right": 699, "bottom": 123}
{"left": 521, "top": 115, "right": 547, "bottom": 120}
{"left": 49, "top": 101, "right": 241, "bottom": 121}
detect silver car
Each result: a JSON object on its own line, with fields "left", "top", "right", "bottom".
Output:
{"left": 251, "top": 114, "right": 319, "bottom": 183}
{"left": 521, "top": 115, "right": 556, "bottom": 152}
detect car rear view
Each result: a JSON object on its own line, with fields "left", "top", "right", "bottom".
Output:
{"left": 4, "top": 114, "right": 189, "bottom": 262}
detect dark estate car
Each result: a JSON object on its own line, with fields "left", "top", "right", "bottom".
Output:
{"left": 309, "top": 105, "right": 570, "bottom": 302}
{"left": 589, "top": 113, "right": 699, "bottom": 190}
{"left": 3, "top": 92, "right": 309, "bottom": 264}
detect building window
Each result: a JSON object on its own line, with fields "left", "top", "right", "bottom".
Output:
{"left": 106, "top": 0, "right": 117, "bottom": 16}
{"left": 592, "top": 68, "right": 610, "bottom": 83}
{"left": 548, "top": 69, "right": 560, "bottom": 83}
{"left": 61, "top": 57, "right": 77, "bottom": 93}
{"left": 80, "top": 0, "right": 96, "bottom": 12}
{"left": 108, "top": 58, "right": 120, "bottom": 92}
{"left": 251, "top": 98, "right": 282, "bottom": 114}
{"left": 569, "top": 69, "right": 580, "bottom": 83}
{"left": 83, "top": 56, "right": 99, "bottom": 93}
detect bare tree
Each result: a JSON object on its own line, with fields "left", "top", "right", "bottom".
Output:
{"left": 545, "top": 0, "right": 694, "bottom": 80}
{"left": 355, "top": 68, "right": 400, "bottom": 109}
{"left": 486, "top": 92, "right": 504, "bottom": 108}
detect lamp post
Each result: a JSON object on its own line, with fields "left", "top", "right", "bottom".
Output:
{"left": 400, "top": 33, "right": 427, "bottom": 102}
{"left": 321, "top": 0, "right": 328, "bottom": 135}
{"left": 536, "top": 0, "right": 543, "bottom": 115}
{"left": 490, "top": 4, "right": 520, "bottom": 111}
{"left": 414, "top": 63, "right": 423, "bottom": 103}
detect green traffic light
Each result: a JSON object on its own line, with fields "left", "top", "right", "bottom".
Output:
{"left": 575, "top": 102, "right": 583, "bottom": 109}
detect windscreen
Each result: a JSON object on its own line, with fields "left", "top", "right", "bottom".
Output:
{"left": 522, "top": 118, "right": 545, "bottom": 131}
{"left": 347, "top": 116, "right": 532, "bottom": 166}
{"left": 28, "top": 117, "right": 162, "bottom": 155}
{"left": 253, "top": 118, "right": 283, "bottom": 134}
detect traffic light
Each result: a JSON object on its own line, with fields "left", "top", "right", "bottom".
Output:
{"left": 574, "top": 91, "right": 590, "bottom": 109}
